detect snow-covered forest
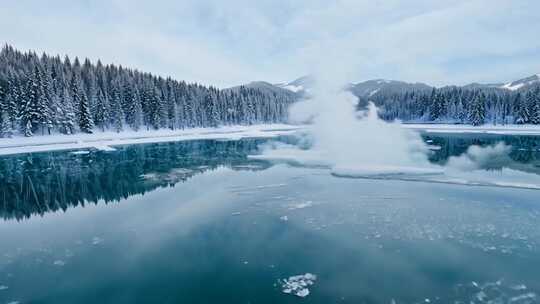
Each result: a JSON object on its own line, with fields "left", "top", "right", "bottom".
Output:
{"left": 368, "top": 85, "right": 540, "bottom": 126}
{"left": 0, "top": 45, "right": 296, "bottom": 137}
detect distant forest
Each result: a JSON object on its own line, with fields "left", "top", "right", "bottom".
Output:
{"left": 2, "top": 45, "right": 540, "bottom": 139}
{"left": 366, "top": 85, "right": 540, "bottom": 126}
{"left": 0, "top": 45, "right": 295, "bottom": 137}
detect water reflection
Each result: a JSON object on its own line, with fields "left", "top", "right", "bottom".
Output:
{"left": 0, "top": 139, "right": 271, "bottom": 220}
{"left": 1, "top": 134, "right": 540, "bottom": 221}
{"left": 425, "top": 133, "right": 540, "bottom": 174}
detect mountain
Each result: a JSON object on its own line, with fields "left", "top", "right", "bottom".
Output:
{"left": 274, "top": 76, "right": 432, "bottom": 98}
{"left": 275, "top": 76, "right": 315, "bottom": 94}
{"left": 227, "top": 81, "right": 299, "bottom": 97}
{"left": 348, "top": 79, "right": 433, "bottom": 98}
{"left": 500, "top": 74, "right": 540, "bottom": 91}
{"left": 236, "top": 73, "right": 540, "bottom": 102}
{"left": 461, "top": 82, "right": 504, "bottom": 90}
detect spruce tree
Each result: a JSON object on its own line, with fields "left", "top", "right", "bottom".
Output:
{"left": 78, "top": 92, "right": 94, "bottom": 133}
{"left": 0, "top": 111, "right": 13, "bottom": 138}
{"left": 61, "top": 88, "right": 76, "bottom": 134}
{"left": 531, "top": 89, "right": 540, "bottom": 125}
{"left": 94, "top": 89, "right": 110, "bottom": 131}
{"left": 516, "top": 93, "right": 530, "bottom": 124}
{"left": 469, "top": 93, "right": 486, "bottom": 126}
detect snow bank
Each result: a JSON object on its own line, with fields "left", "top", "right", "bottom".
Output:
{"left": 404, "top": 124, "right": 540, "bottom": 135}
{"left": 0, "top": 124, "right": 303, "bottom": 156}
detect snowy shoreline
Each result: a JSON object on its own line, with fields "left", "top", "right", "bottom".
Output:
{"left": 403, "top": 123, "right": 540, "bottom": 135}
{"left": 2, "top": 123, "right": 540, "bottom": 156}
{"left": 0, "top": 124, "right": 302, "bottom": 156}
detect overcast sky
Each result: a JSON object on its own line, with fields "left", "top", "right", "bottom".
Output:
{"left": 1, "top": 0, "right": 539, "bottom": 88}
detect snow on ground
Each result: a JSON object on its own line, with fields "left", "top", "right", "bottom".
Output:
{"left": 2, "top": 123, "right": 540, "bottom": 156}
{"left": 0, "top": 124, "right": 303, "bottom": 156}
{"left": 403, "top": 124, "right": 540, "bottom": 135}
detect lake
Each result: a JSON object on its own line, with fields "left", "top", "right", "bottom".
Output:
{"left": 0, "top": 133, "right": 539, "bottom": 304}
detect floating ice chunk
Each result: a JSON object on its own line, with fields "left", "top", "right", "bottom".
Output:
{"left": 288, "top": 201, "right": 314, "bottom": 210}
{"left": 0, "top": 285, "right": 8, "bottom": 291}
{"left": 280, "top": 273, "right": 317, "bottom": 298}
{"left": 7, "top": 301, "right": 20, "bottom": 304}
{"left": 511, "top": 284, "right": 528, "bottom": 291}
{"left": 92, "top": 237, "right": 103, "bottom": 245}
{"left": 140, "top": 173, "right": 159, "bottom": 180}
{"left": 93, "top": 144, "right": 116, "bottom": 151}
{"left": 53, "top": 260, "right": 66, "bottom": 266}
{"left": 231, "top": 212, "right": 242, "bottom": 216}
{"left": 510, "top": 293, "right": 536, "bottom": 302}
{"left": 280, "top": 216, "right": 289, "bottom": 221}
{"left": 70, "top": 150, "right": 90, "bottom": 155}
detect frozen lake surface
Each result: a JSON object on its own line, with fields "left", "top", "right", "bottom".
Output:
{"left": 0, "top": 134, "right": 539, "bottom": 303}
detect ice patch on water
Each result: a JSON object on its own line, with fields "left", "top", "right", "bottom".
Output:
{"left": 288, "top": 201, "right": 314, "bottom": 210}
{"left": 70, "top": 150, "right": 90, "bottom": 155}
{"left": 92, "top": 144, "right": 116, "bottom": 152}
{"left": 53, "top": 260, "right": 66, "bottom": 266}
{"left": 280, "top": 273, "right": 317, "bottom": 298}
{"left": 253, "top": 140, "right": 540, "bottom": 190}
{"left": 0, "top": 285, "right": 8, "bottom": 291}
{"left": 332, "top": 165, "right": 444, "bottom": 178}
{"left": 92, "top": 237, "right": 103, "bottom": 245}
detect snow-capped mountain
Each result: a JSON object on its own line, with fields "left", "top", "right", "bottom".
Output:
{"left": 500, "top": 74, "right": 540, "bottom": 91}
{"left": 238, "top": 73, "right": 540, "bottom": 100}
{"left": 275, "top": 76, "right": 432, "bottom": 98}
{"left": 274, "top": 76, "right": 315, "bottom": 94}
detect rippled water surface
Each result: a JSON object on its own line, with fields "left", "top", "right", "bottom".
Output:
{"left": 0, "top": 134, "right": 539, "bottom": 303}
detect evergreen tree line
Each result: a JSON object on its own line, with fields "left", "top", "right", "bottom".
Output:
{"left": 0, "top": 45, "right": 295, "bottom": 137}
{"left": 367, "top": 85, "right": 540, "bottom": 126}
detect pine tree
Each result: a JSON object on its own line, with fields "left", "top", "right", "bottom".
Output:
{"left": 78, "top": 92, "right": 94, "bottom": 133}
{"left": 0, "top": 111, "right": 13, "bottom": 138}
{"left": 94, "top": 89, "right": 110, "bottom": 131}
{"left": 531, "top": 89, "right": 540, "bottom": 125}
{"left": 24, "top": 120, "right": 33, "bottom": 137}
{"left": 131, "top": 91, "right": 143, "bottom": 131}
{"left": 468, "top": 93, "right": 486, "bottom": 126}
{"left": 515, "top": 93, "right": 530, "bottom": 124}
{"left": 111, "top": 92, "right": 124, "bottom": 133}
{"left": 19, "top": 68, "right": 42, "bottom": 136}
{"left": 60, "top": 88, "right": 76, "bottom": 135}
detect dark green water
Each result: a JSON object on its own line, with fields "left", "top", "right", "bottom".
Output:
{"left": 0, "top": 135, "right": 539, "bottom": 303}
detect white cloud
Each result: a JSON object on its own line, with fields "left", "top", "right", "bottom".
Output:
{"left": 0, "top": 0, "right": 538, "bottom": 87}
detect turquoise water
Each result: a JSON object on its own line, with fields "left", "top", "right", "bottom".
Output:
{"left": 0, "top": 135, "right": 539, "bottom": 303}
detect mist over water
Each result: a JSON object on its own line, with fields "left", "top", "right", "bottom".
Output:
{"left": 268, "top": 74, "right": 438, "bottom": 175}
{"left": 252, "top": 74, "right": 540, "bottom": 189}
